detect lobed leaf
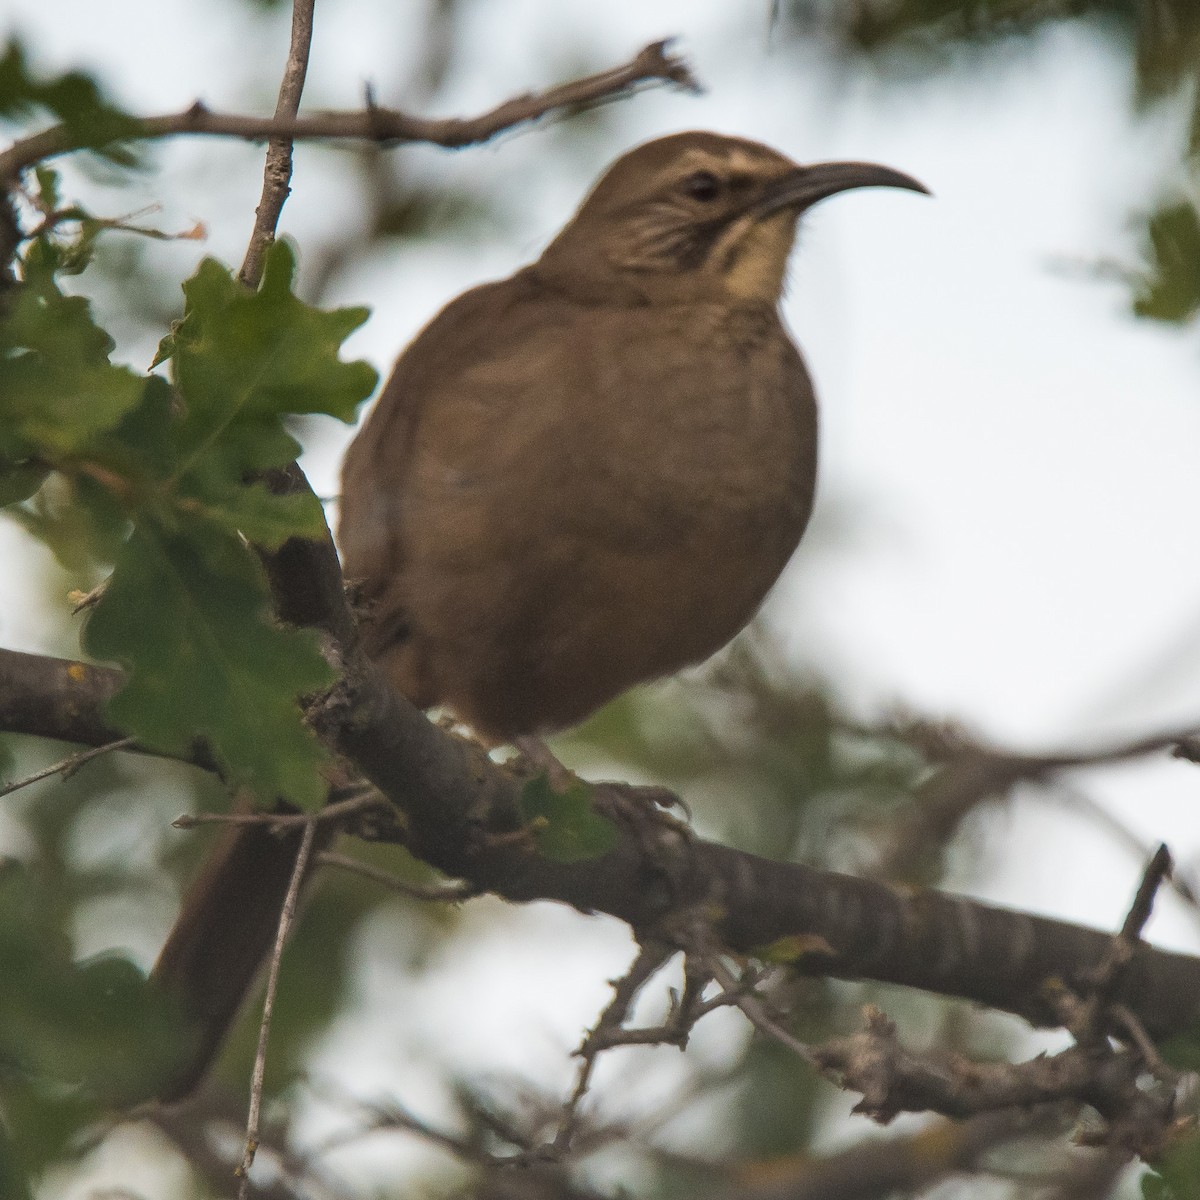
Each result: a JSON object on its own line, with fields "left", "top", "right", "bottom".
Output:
{"left": 82, "top": 515, "right": 334, "bottom": 807}
{"left": 3, "top": 238, "right": 376, "bottom": 805}
{"left": 518, "top": 774, "right": 618, "bottom": 863}
{"left": 0, "top": 241, "right": 146, "bottom": 461}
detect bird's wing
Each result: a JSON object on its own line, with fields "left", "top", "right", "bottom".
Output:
{"left": 338, "top": 271, "right": 584, "bottom": 660}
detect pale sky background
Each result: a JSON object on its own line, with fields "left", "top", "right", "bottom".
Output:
{"left": 4, "top": 1, "right": 1200, "bottom": 1195}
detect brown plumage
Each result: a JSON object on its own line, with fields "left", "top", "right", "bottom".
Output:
{"left": 339, "top": 131, "right": 925, "bottom": 738}
{"left": 151, "top": 132, "right": 925, "bottom": 1104}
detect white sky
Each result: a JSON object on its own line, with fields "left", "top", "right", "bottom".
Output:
{"left": 6, "top": 1, "right": 1200, "bottom": 1194}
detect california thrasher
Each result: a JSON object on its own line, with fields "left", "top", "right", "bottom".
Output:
{"left": 153, "top": 131, "right": 926, "bottom": 1099}
{"left": 339, "top": 130, "right": 926, "bottom": 738}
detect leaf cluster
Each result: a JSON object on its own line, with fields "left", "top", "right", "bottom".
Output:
{"left": 1, "top": 231, "right": 377, "bottom": 805}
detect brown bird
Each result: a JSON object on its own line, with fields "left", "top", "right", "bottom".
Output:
{"left": 152, "top": 132, "right": 925, "bottom": 1102}
{"left": 338, "top": 131, "right": 926, "bottom": 740}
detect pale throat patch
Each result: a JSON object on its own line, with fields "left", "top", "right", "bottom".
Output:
{"left": 713, "top": 208, "right": 798, "bottom": 303}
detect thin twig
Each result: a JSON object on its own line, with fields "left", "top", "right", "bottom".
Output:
{"left": 552, "top": 940, "right": 674, "bottom": 1153}
{"left": 1044, "top": 783, "right": 1200, "bottom": 911}
{"left": 172, "top": 792, "right": 383, "bottom": 831}
{"left": 0, "top": 41, "right": 699, "bottom": 182}
{"left": 236, "top": 815, "right": 318, "bottom": 1196}
{"left": 704, "top": 951, "right": 818, "bottom": 1065}
{"left": 1088, "top": 845, "right": 1173, "bottom": 1013}
{"left": 316, "top": 850, "right": 478, "bottom": 902}
{"left": 239, "top": 0, "right": 315, "bottom": 287}
{"left": 1061, "top": 844, "right": 1175, "bottom": 1048}
{"left": 305, "top": 1092, "right": 508, "bottom": 1169}
{"left": 0, "top": 736, "right": 136, "bottom": 798}
{"left": 1120, "top": 843, "right": 1172, "bottom": 943}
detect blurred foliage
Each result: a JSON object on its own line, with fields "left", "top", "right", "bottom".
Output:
{"left": 0, "top": 38, "right": 139, "bottom": 167}
{"left": 785, "top": 0, "right": 1200, "bottom": 332}
{"left": 0, "top": 855, "right": 183, "bottom": 1186}
{"left": 787, "top": 0, "right": 1200, "bottom": 108}
{"left": 1133, "top": 201, "right": 1200, "bottom": 323}
{"left": 1142, "top": 1129, "right": 1200, "bottom": 1199}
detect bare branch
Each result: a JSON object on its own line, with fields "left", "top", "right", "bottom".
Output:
{"left": 8, "top": 639, "right": 1200, "bottom": 1047}
{"left": 0, "top": 42, "right": 699, "bottom": 181}
{"left": 236, "top": 815, "right": 318, "bottom": 1196}
{"left": 0, "top": 735, "right": 135, "bottom": 798}
{"left": 238, "top": 0, "right": 315, "bottom": 287}
{"left": 874, "top": 726, "right": 1200, "bottom": 880}
{"left": 0, "top": 647, "right": 124, "bottom": 747}
{"left": 733, "top": 1107, "right": 1081, "bottom": 1200}
{"left": 171, "top": 791, "right": 383, "bottom": 831}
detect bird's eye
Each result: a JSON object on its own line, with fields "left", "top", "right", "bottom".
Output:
{"left": 682, "top": 170, "right": 722, "bottom": 202}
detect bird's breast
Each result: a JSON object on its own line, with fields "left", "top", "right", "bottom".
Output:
{"left": 580, "top": 300, "right": 818, "bottom": 543}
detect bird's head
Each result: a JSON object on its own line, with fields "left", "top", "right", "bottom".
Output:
{"left": 540, "top": 131, "right": 928, "bottom": 305}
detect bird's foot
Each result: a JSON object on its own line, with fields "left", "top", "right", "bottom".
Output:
{"left": 511, "top": 736, "right": 691, "bottom": 848}
{"left": 588, "top": 778, "right": 691, "bottom": 839}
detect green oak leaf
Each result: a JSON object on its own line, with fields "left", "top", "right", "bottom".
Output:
{"left": 82, "top": 515, "right": 334, "bottom": 806}
{"left": 0, "top": 240, "right": 146, "bottom": 462}
{"left": 162, "top": 239, "right": 375, "bottom": 434}
{"left": 518, "top": 774, "right": 618, "bottom": 864}
{"left": 5, "top": 241, "right": 374, "bottom": 805}
{"left": 149, "top": 241, "right": 376, "bottom": 547}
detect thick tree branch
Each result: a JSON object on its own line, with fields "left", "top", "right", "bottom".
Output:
{"left": 5, "top": 633, "right": 1200, "bottom": 1043}
{"left": 811, "top": 1006, "right": 1170, "bottom": 1153}
{"left": 0, "top": 41, "right": 698, "bottom": 183}
{"left": 0, "top": 646, "right": 222, "bottom": 773}
{"left": 0, "top": 646, "right": 124, "bottom": 745}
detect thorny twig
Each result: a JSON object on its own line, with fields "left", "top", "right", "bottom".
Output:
{"left": 1049, "top": 844, "right": 1174, "bottom": 1048}
{"left": 703, "top": 950, "right": 818, "bottom": 1065}
{"left": 550, "top": 940, "right": 675, "bottom": 1154}
{"left": 799, "top": 851, "right": 1182, "bottom": 1154}
{"left": 0, "top": 41, "right": 699, "bottom": 183}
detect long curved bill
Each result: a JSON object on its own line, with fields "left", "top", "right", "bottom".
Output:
{"left": 756, "top": 161, "right": 930, "bottom": 216}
